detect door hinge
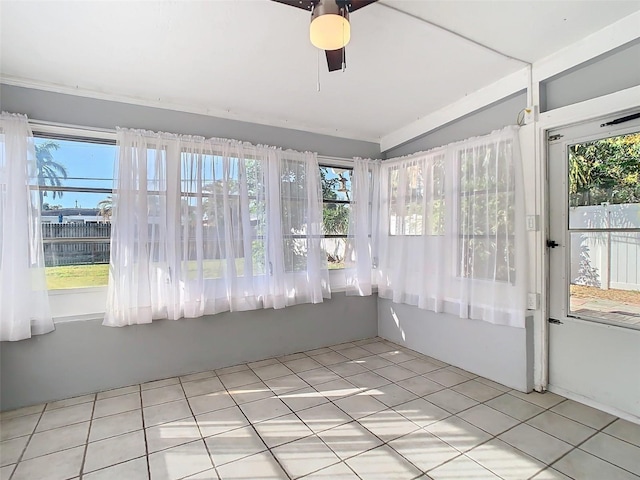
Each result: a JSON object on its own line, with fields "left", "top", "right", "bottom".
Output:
{"left": 548, "top": 318, "right": 563, "bottom": 325}
{"left": 548, "top": 134, "right": 564, "bottom": 142}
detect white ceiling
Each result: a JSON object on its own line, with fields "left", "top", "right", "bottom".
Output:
{"left": 1, "top": 0, "right": 639, "bottom": 142}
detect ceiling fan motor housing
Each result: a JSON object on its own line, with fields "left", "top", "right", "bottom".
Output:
{"left": 310, "top": 0, "right": 351, "bottom": 50}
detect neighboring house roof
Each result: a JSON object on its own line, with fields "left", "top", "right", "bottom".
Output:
{"left": 41, "top": 208, "right": 101, "bottom": 217}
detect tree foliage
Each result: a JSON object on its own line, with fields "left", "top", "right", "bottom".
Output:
{"left": 35, "top": 140, "right": 68, "bottom": 207}
{"left": 569, "top": 133, "right": 640, "bottom": 207}
{"left": 97, "top": 195, "right": 113, "bottom": 222}
{"left": 319, "top": 167, "right": 351, "bottom": 264}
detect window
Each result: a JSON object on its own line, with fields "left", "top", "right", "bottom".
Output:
{"left": 388, "top": 155, "right": 445, "bottom": 236}
{"left": 458, "top": 143, "right": 515, "bottom": 283}
{"left": 34, "top": 135, "right": 116, "bottom": 290}
{"left": 320, "top": 165, "right": 352, "bottom": 269}
{"left": 179, "top": 153, "right": 267, "bottom": 279}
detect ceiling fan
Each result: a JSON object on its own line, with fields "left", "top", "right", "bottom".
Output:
{"left": 271, "top": 0, "right": 378, "bottom": 72}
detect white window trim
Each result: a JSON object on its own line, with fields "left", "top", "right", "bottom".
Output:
{"left": 30, "top": 123, "right": 115, "bottom": 322}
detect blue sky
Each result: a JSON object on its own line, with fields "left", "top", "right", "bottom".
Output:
{"left": 35, "top": 137, "right": 115, "bottom": 209}
{"left": 34, "top": 137, "right": 352, "bottom": 208}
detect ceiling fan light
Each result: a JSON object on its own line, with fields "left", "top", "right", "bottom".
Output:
{"left": 310, "top": 3, "right": 350, "bottom": 50}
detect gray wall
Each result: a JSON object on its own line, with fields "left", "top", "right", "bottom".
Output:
{"left": 541, "top": 39, "right": 640, "bottom": 112}
{"left": 378, "top": 299, "right": 533, "bottom": 392}
{"left": 383, "top": 91, "right": 527, "bottom": 158}
{"left": 1, "top": 294, "right": 378, "bottom": 410}
{"left": 0, "top": 84, "right": 380, "bottom": 159}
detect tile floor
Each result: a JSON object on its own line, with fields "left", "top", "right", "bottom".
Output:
{"left": 1, "top": 337, "right": 639, "bottom": 480}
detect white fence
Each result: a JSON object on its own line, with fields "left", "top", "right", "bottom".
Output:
{"left": 570, "top": 204, "right": 640, "bottom": 291}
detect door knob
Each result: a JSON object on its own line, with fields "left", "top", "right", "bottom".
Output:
{"left": 546, "top": 240, "right": 559, "bottom": 248}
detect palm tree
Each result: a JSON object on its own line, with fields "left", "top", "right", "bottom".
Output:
{"left": 97, "top": 196, "right": 113, "bottom": 222}
{"left": 35, "top": 141, "right": 68, "bottom": 208}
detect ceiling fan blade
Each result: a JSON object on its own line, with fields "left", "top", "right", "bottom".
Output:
{"left": 326, "top": 48, "right": 345, "bottom": 72}
{"left": 346, "top": 0, "right": 378, "bottom": 12}
{"left": 271, "top": 0, "right": 315, "bottom": 11}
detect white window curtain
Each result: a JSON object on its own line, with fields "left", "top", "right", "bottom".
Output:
{"left": 368, "top": 126, "right": 527, "bottom": 327}
{"left": 0, "top": 112, "right": 54, "bottom": 341}
{"left": 105, "top": 128, "right": 329, "bottom": 327}
{"left": 345, "top": 157, "right": 379, "bottom": 296}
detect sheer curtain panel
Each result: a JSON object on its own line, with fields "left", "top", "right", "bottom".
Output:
{"left": 0, "top": 112, "right": 54, "bottom": 341}
{"left": 375, "top": 126, "right": 527, "bottom": 327}
{"left": 105, "top": 128, "right": 328, "bottom": 327}
{"left": 345, "top": 158, "right": 379, "bottom": 296}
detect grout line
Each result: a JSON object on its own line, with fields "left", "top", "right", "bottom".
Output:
{"left": 182, "top": 373, "right": 276, "bottom": 480}
{"left": 545, "top": 417, "right": 640, "bottom": 478}
{"left": 179, "top": 377, "right": 225, "bottom": 479}
{"left": 5, "top": 339, "right": 636, "bottom": 480}
{"left": 7, "top": 403, "right": 48, "bottom": 480}
{"left": 77, "top": 397, "right": 97, "bottom": 479}
{"left": 222, "top": 381, "right": 294, "bottom": 480}
{"left": 137, "top": 385, "right": 152, "bottom": 480}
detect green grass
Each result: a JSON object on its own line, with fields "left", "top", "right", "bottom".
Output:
{"left": 45, "top": 260, "right": 254, "bottom": 290}
{"left": 46, "top": 258, "right": 345, "bottom": 289}
{"left": 46, "top": 264, "right": 110, "bottom": 290}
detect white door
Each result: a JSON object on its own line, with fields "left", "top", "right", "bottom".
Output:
{"left": 547, "top": 112, "right": 640, "bottom": 419}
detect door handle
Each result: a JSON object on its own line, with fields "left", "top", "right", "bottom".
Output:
{"left": 546, "top": 240, "right": 559, "bottom": 248}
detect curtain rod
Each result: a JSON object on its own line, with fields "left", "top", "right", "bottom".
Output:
{"left": 28, "top": 119, "right": 355, "bottom": 164}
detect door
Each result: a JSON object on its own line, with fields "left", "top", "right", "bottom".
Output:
{"left": 547, "top": 112, "right": 640, "bottom": 418}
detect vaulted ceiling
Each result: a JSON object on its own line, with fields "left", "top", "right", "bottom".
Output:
{"left": 1, "top": 0, "right": 638, "bottom": 142}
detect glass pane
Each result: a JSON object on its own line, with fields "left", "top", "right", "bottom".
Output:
{"left": 458, "top": 143, "right": 516, "bottom": 281}
{"left": 284, "top": 238, "right": 308, "bottom": 273}
{"left": 34, "top": 137, "right": 115, "bottom": 193}
{"left": 39, "top": 190, "right": 113, "bottom": 225}
{"left": 388, "top": 157, "right": 444, "bottom": 236}
{"left": 567, "top": 131, "right": 640, "bottom": 327}
{"left": 460, "top": 236, "right": 515, "bottom": 283}
{"left": 569, "top": 231, "right": 640, "bottom": 326}
{"left": 320, "top": 166, "right": 352, "bottom": 201}
{"left": 568, "top": 132, "right": 640, "bottom": 229}
{"left": 43, "top": 231, "right": 111, "bottom": 289}
{"left": 34, "top": 137, "right": 115, "bottom": 290}
{"left": 323, "top": 237, "right": 347, "bottom": 270}
{"left": 323, "top": 202, "right": 350, "bottom": 236}
{"left": 459, "top": 192, "right": 515, "bottom": 236}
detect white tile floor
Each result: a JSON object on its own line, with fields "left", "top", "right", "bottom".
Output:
{"left": 1, "top": 337, "right": 639, "bottom": 480}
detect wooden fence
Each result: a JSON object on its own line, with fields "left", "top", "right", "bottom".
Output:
{"left": 42, "top": 223, "right": 111, "bottom": 267}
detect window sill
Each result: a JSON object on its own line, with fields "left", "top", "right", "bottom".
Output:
{"left": 53, "top": 313, "right": 105, "bottom": 324}
{"left": 49, "top": 286, "right": 107, "bottom": 295}
{"left": 47, "top": 273, "right": 355, "bottom": 322}
{"left": 48, "top": 286, "right": 107, "bottom": 321}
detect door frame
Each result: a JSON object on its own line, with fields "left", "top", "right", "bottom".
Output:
{"left": 533, "top": 88, "right": 640, "bottom": 393}
{"left": 547, "top": 116, "right": 640, "bottom": 329}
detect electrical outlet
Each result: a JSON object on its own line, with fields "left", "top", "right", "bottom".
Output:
{"left": 526, "top": 215, "right": 539, "bottom": 231}
{"left": 527, "top": 293, "right": 540, "bottom": 310}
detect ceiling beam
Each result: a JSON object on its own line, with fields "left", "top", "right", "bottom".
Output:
{"left": 380, "top": 67, "right": 530, "bottom": 153}
{"left": 532, "top": 9, "right": 640, "bottom": 83}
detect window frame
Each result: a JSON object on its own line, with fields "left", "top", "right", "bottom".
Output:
{"left": 319, "top": 161, "right": 355, "bottom": 272}
{"left": 33, "top": 129, "right": 116, "bottom": 290}
{"left": 30, "top": 124, "right": 116, "bottom": 321}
